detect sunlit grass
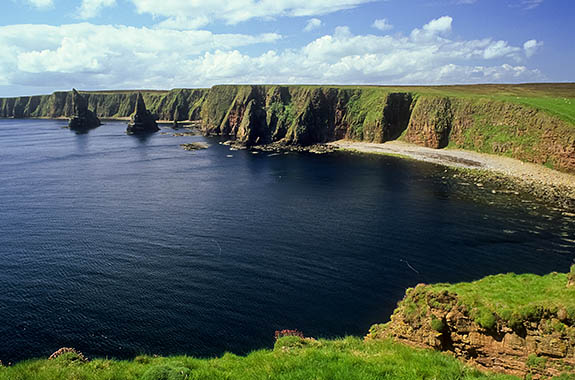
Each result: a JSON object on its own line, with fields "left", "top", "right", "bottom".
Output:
{"left": 0, "top": 337, "right": 517, "bottom": 380}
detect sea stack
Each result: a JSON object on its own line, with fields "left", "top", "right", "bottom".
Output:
{"left": 126, "top": 93, "right": 159, "bottom": 134}
{"left": 68, "top": 89, "right": 101, "bottom": 131}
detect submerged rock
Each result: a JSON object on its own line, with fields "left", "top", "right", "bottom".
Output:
{"left": 180, "top": 142, "right": 208, "bottom": 151}
{"left": 68, "top": 89, "right": 101, "bottom": 131}
{"left": 126, "top": 93, "right": 159, "bottom": 134}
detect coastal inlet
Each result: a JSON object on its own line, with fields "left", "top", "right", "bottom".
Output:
{"left": 0, "top": 119, "right": 573, "bottom": 363}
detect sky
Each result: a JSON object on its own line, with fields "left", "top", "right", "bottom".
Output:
{"left": 0, "top": 0, "right": 573, "bottom": 96}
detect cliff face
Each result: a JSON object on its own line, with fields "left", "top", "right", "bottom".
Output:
{"left": 0, "top": 89, "right": 208, "bottom": 120}
{"left": 405, "top": 96, "right": 575, "bottom": 173}
{"left": 200, "top": 85, "right": 414, "bottom": 146}
{"left": 368, "top": 275, "right": 575, "bottom": 379}
{"left": 1, "top": 85, "right": 574, "bottom": 173}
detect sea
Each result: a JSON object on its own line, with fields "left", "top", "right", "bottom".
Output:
{"left": 0, "top": 119, "right": 573, "bottom": 363}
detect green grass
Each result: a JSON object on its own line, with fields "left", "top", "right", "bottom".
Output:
{"left": 0, "top": 337, "right": 517, "bottom": 380}
{"left": 494, "top": 96, "right": 575, "bottom": 125}
{"left": 427, "top": 271, "right": 575, "bottom": 328}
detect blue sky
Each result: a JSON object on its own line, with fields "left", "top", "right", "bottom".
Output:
{"left": 0, "top": 0, "right": 572, "bottom": 96}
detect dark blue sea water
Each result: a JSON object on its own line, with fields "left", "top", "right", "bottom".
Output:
{"left": 0, "top": 119, "right": 574, "bottom": 363}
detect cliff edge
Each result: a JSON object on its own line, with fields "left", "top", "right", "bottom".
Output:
{"left": 368, "top": 268, "right": 575, "bottom": 378}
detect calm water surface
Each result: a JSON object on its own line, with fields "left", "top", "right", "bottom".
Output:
{"left": 0, "top": 119, "right": 574, "bottom": 362}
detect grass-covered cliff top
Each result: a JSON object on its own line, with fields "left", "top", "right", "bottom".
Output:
{"left": 404, "top": 267, "right": 575, "bottom": 330}
{"left": 0, "top": 337, "right": 516, "bottom": 380}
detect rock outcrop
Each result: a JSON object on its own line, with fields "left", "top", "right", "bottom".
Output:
{"left": 68, "top": 89, "right": 101, "bottom": 131}
{"left": 126, "top": 93, "right": 159, "bottom": 134}
{"left": 368, "top": 276, "right": 575, "bottom": 379}
{"left": 568, "top": 266, "right": 575, "bottom": 288}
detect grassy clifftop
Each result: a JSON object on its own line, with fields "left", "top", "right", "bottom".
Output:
{"left": 369, "top": 268, "right": 575, "bottom": 378}
{"left": 1, "top": 83, "right": 574, "bottom": 172}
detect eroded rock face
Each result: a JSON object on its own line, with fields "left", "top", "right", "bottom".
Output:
{"left": 126, "top": 93, "right": 159, "bottom": 134}
{"left": 404, "top": 96, "right": 452, "bottom": 148}
{"left": 68, "top": 89, "right": 101, "bottom": 131}
{"left": 368, "top": 284, "right": 575, "bottom": 379}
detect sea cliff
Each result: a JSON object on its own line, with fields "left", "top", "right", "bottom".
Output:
{"left": 1, "top": 84, "right": 574, "bottom": 173}
{"left": 368, "top": 269, "right": 575, "bottom": 378}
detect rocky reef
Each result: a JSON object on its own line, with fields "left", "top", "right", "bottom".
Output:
{"left": 126, "top": 93, "right": 159, "bottom": 134}
{"left": 1, "top": 84, "right": 574, "bottom": 173}
{"left": 367, "top": 270, "right": 575, "bottom": 379}
{"left": 67, "top": 89, "right": 101, "bottom": 131}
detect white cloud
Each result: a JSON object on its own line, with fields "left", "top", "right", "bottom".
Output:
{"left": 0, "top": 17, "right": 545, "bottom": 92}
{"left": 129, "top": 0, "right": 375, "bottom": 25}
{"left": 523, "top": 39, "right": 543, "bottom": 57}
{"left": 77, "top": 0, "right": 116, "bottom": 19}
{"left": 482, "top": 40, "right": 521, "bottom": 60}
{"left": 25, "top": 0, "right": 53, "bottom": 9}
{"left": 410, "top": 16, "right": 452, "bottom": 41}
{"left": 522, "top": 0, "right": 544, "bottom": 10}
{"left": 304, "top": 18, "right": 322, "bottom": 32}
{"left": 423, "top": 16, "right": 452, "bottom": 34}
{"left": 155, "top": 16, "right": 210, "bottom": 30}
{"left": 372, "top": 18, "right": 393, "bottom": 31}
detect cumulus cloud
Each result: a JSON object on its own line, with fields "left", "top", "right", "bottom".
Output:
{"left": 523, "top": 39, "right": 543, "bottom": 57}
{"left": 130, "top": 0, "right": 375, "bottom": 25}
{"left": 304, "top": 18, "right": 322, "bottom": 32}
{"left": 410, "top": 16, "right": 452, "bottom": 41}
{"left": 0, "top": 16, "right": 545, "bottom": 93}
{"left": 77, "top": 0, "right": 116, "bottom": 19}
{"left": 25, "top": 0, "right": 53, "bottom": 9}
{"left": 372, "top": 19, "right": 393, "bottom": 31}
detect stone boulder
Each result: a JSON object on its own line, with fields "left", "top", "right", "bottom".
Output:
{"left": 126, "top": 93, "right": 159, "bottom": 134}
{"left": 68, "top": 89, "right": 101, "bottom": 131}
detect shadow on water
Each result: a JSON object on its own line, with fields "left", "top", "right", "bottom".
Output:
{"left": 128, "top": 130, "right": 157, "bottom": 144}
{"left": 74, "top": 132, "right": 89, "bottom": 154}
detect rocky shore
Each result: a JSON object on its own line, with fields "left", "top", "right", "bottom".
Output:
{"left": 329, "top": 140, "right": 575, "bottom": 210}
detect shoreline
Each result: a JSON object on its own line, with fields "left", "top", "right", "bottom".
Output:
{"left": 2, "top": 117, "right": 574, "bottom": 208}
{"left": 329, "top": 140, "right": 575, "bottom": 209}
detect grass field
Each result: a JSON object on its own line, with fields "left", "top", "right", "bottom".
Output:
{"left": 0, "top": 337, "right": 518, "bottom": 380}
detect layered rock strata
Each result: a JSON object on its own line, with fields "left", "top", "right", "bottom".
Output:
{"left": 368, "top": 282, "right": 575, "bottom": 379}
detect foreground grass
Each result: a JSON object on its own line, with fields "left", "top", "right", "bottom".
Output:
{"left": 0, "top": 337, "right": 517, "bottom": 380}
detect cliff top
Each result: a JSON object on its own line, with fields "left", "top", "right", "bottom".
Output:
{"left": 411, "top": 267, "right": 575, "bottom": 329}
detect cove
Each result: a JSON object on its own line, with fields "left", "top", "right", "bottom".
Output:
{"left": 0, "top": 119, "right": 573, "bottom": 363}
